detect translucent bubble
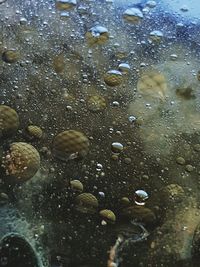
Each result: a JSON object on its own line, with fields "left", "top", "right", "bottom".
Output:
{"left": 96, "top": 163, "right": 103, "bottom": 172}
{"left": 128, "top": 115, "right": 136, "bottom": 123}
{"left": 85, "top": 26, "right": 109, "bottom": 46}
{"left": 148, "top": 30, "right": 164, "bottom": 43}
{"left": 19, "top": 18, "right": 27, "bottom": 25}
{"left": 118, "top": 63, "right": 130, "bottom": 74}
{"left": 123, "top": 8, "right": 144, "bottom": 24}
{"left": 104, "top": 70, "right": 123, "bottom": 86}
{"left": 134, "top": 190, "right": 149, "bottom": 205}
{"left": 60, "top": 11, "right": 70, "bottom": 19}
{"left": 146, "top": 1, "right": 156, "bottom": 8}
{"left": 170, "top": 54, "right": 178, "bottom": 61}
{"left": 111, "top": 142, "right": 124, "bottom": 153}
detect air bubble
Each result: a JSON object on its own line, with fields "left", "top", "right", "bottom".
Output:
{"left": 134, "top": 190, "right": 149, "bottom": 205}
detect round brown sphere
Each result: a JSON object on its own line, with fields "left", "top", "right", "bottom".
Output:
{"left": 2, "top": 142, "right": 40, "bottom": 182}
{"left": 75, "top": 193, "right": 98, "bottom": 214}
{"left": 99, "top": 209, "right": 116, "bottom": 224}
{"left": 70, "top": 180, "right": 84, "bottom": 192}
{"left": 2, "top": 50, "right": 19, "bottom": 63}
{"left": 104, "top": 70, "right": 123, "bottom": 87}
{"left": 26, "top": 125, "right": 43, "bottom": 139}
{"left": 52, "top": 130, "right": 89, "bottom": 161}
{"left": 0, "top": 105, "right": 20, "bottom": 137}
{"left": 87, "top": 95, "right": 107, "bottom": 112}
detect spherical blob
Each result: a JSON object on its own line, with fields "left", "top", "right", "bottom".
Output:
{"left": 87, "top": 95, "right": 107, "bottom": 112}
{"left": 2, "top": 142, "right": 40, "bottom": 182}
{"left": 0, "top": 105, "right": 19, "bottom": 137}
{"left": 52, "top": 130, "right": 90, "bottom": 161}
{"left": 75, "top": 193, "right": 98, "bottom": 214}
{"left": 104, "top": 70, "right": 123, "bottom": 87}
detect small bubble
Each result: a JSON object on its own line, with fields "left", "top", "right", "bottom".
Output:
{"left": 128, "top": 115, "right": 136, "bottom": 123}
{"left": 111, "top": 142, "right": 124, "bottom": 153}
{"left": 148, "top": 30, "right": 164, "bottom": 43}
{"left": 146, "top": 1, "right": 156, "bottom": 8}
{"left": 134, "top": 190, "right": 149, "bottom": 205}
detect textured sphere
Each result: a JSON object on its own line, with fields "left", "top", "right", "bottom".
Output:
{"left": 75, "top": 193, "right": 98, "bottom": 214}
{"left": 26, "top": 125, "right": 43, "bottom": 139}
{"left": 137, "top": 71, "right": 167, "bottom": 100}
{"left": 161, "top": 184, "right": 185, "bottom": 204}
{"left": 2, "top": 142, "right": 40, "bottom": 182}
{"left": 70, "top": 180, "right": 84, "bottom": 192}
{"left": 85, "top": 25, "right": 109, "bottom": 46}
{"left": 87, "top": 95, "right": 107, "bottom": 112}
{"left": 99, "top": 209, "right": 116, "bottom": 224}
{"left": 104, "top": 70, "right": 123, "bottom": 87}
{"left": 52, "top": 130, "right": 89, "bottom": 161}
{"left": 2, "top": 50, "right": 19, "bottom": 63}
{"left": 0, "top": 105, "right": 20, "bottom": 137}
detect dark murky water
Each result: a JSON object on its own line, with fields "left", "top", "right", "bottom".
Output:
{"left": 1, "top": 0, "right": 200, "bottom": 266}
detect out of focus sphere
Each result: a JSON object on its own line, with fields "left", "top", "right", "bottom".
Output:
{"left": 137, "top": 71, "right": 167, "bottom": 100}
{"left": 2, "top": 142, "right": 40, "bottom": 182}
{"left": 87, "top": 95, "right": 107, "bottom": 112}
{"left": 52, "top": 130, "right": 90, "bottom": 161}
{"left": 2, "top": 50, "right": 19, "bottom": 63}
{"left": 75, "top": 193, "right": 98, "bottom": 214}
{"left": 0, "top": 105, "right": 20, "bottom": 137}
